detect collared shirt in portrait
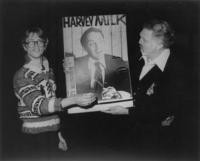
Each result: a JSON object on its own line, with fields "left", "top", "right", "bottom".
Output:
{"left": 88, "top": 55, "right": 106, "bottom": 88}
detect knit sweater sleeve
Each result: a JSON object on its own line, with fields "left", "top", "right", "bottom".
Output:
{"left": 13, "top": 69, "right": 63, "bottom": 116}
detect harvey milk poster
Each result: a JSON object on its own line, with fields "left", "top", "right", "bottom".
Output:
{"left": 62, "top": 14, "right": 133, "bottom": 113}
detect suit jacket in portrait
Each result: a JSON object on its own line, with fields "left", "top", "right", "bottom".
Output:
{"left": 74, "top": 54, "right": 131, "bottom": 98}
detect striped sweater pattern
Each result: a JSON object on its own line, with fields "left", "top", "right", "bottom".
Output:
{"left": 13, "top": 58, "right": 62, "bottom": 134}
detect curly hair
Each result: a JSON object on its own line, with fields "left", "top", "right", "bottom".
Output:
{"left": 22, "top": 27, "right": 48, "bottom": 45}
{"left": 143, "top": 19, "right": 175, "bottom": 48}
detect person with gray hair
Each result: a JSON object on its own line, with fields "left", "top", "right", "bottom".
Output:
{"left": 105, "top": 19, "right": 184, "bottom": 152}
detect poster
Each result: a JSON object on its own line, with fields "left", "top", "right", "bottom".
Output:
{"left": 62, "top": 14, "right": 133, "bottom": 113}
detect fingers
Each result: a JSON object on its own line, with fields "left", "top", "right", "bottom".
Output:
{"left": 76, "top": 93, "right": 97, "bottom": 107}
{"left": 101, "top": 109, "right": 113, "bottom": 114}
{"left": 101, "top": 106, "right": 128, "bottom": 115}
{"left": 58, "top": 132, "right": 68, "bottom": 151}
{"left": 83, "top": 96, "right": 96, "bottom": 105}
{"left": 161, "top": 116, "right": 175, "bottom": 126}
{"left": 82, "top": 93, "right": 97, "bottom": 102}
{"left": 83, "top": 92, "right": 96, "bottom": 98}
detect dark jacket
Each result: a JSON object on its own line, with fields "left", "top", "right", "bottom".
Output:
{"left": 74, "top": 54, "right": 132, "bottom": 98}
{"left": 129, "top": 54, "right": 185, "bottom": 126}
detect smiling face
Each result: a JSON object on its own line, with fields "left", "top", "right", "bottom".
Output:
{"left": 139, "top": 28, "right": 163, "bottom": 60}
{"left": 85, "top": 31, "right": 105, "bottom": 60}
{"left": 23, "top": 32, "right": 47, "bottom": 60}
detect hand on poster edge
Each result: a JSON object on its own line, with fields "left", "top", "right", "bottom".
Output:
{"left": 73, "top": 93, "right": 97, "bottom": 109}
{"left": 102, "top": 105, "right": 129, "bottom": 115}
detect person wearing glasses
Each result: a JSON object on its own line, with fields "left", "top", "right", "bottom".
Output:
{"left": 13, "top": 27, "right": 96, "bottom": 154}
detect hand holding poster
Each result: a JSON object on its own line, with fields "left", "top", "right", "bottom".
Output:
{"left": 62, "top": 14, "right": 133, "bottom": 113}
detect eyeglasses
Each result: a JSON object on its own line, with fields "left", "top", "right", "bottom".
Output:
{"left": 25, "top": 40, "right": 45, "bottom": 48}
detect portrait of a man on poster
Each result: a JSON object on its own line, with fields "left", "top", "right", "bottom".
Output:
{"left": 63, "top": 15, "right": 133, "bottom": 113}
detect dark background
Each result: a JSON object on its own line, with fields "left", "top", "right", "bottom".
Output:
{"left": 0, "top": 0, "right": 199, "bottom": 161}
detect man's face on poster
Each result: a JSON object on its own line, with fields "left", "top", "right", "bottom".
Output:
{"left": 85, "top": 31, "right": 105, "bottom": 60}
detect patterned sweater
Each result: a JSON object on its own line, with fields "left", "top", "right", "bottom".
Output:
{"left": 13, "top": 58, "right": 63, "bottom": 134}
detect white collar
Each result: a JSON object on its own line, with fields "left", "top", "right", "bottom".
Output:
{"left": 141, "top": 49, "right": 170, "bottom": 72}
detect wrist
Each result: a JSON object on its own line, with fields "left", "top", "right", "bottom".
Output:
{"left": 48, "top": 98, "right": 63, "bottom": 113}
{"left": 61, "top": 97, "right": 77, "bottom": 109}
{"left": 55, "top": 98, "right": 64, "bottom": 111}
{"left": 61, "top": 98, "right": 67, "bottom": 110}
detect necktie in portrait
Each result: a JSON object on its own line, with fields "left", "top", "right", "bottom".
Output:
{"left": 94, "top": 61, "right": 104, "bottom": 93}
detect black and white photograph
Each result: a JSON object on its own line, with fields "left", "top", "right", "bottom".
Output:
{"left": 63, "top": 14, "right": 133, "bottom": 113}
{"left": 0, "top": 0, "right": 199, "bottom": 161}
